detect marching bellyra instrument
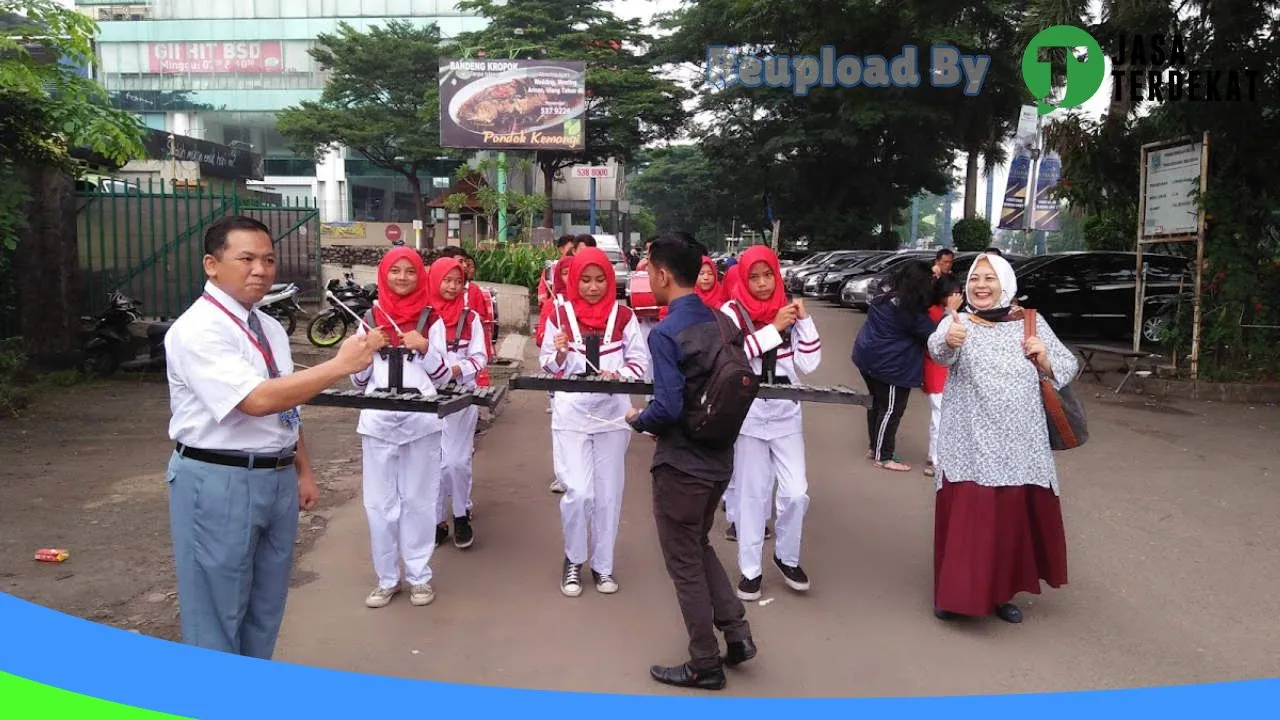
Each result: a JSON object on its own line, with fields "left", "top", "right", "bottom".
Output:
{"left": 627, "top": 271, "right": 661, "bottom": 321}
{"left": 507, "top": 373, "right": 871, "bottom": 407}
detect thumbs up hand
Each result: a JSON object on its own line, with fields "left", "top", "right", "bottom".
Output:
{"left": 944, "top": 310, "right": 969, "bottom": 349}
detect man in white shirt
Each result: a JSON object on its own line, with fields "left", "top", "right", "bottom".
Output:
{"left": 164, "top": 215, "right": 385, "bottom": 659}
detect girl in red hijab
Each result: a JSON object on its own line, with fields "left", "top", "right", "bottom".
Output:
{"left": 539, "top": 247, "right": 650, "bottom": 598}
{"left": 352, "top": 247, "right": 456, "bottom": 610}
{"left": 658, "top": 256, "right": 727, "bottom": 320}
{"left": 720, "top": 244, "right": 822, "bottom": 602}
{"left": 425, "top": 256, "right": 489, "bottom": 552}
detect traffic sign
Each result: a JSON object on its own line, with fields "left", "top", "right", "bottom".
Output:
{"left": 571, "top": 165, "right": 614, "bottom": 179}
{"left": 385, "top": 224, "right": 402, "bottom": 241}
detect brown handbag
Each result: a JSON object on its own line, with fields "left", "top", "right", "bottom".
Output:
{"left": 1023, "top": 309, "right": 1088, "bottom": 451}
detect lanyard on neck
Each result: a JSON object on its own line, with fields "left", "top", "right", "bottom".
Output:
{"left": 202, "top": 292, "right": 280, "bottom": 377}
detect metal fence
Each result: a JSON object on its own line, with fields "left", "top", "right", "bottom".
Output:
{"left": 77, "top": 180, "right": 321, "bottom": 320}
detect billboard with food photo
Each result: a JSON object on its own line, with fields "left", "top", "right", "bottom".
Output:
{"left": 438, "top": 59, "right": 586, "bottom": 151}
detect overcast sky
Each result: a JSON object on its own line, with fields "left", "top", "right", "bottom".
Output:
{"left": 609, "top": 0, "right": 1114, "bottom": 230}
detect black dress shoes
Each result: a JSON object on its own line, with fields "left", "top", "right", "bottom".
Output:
{"left": 995, "top": 603, "right": 1023, "bottom": 623}
{"left": 724, "top": 637, "right": 757, "bottom": 666}
{"left": 649, "top": 662, "right": 727, "bottom": 690}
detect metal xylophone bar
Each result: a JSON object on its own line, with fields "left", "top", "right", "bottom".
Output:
{"left": 507, "top": 373, "right": 871, "bottom": 408}
{"left": 306, "top": 388, "right": 484, "bottom": 417}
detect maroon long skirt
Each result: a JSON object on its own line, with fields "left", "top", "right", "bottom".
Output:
{"left": 933, "top": 478, "right": 1068, "bottom": 616}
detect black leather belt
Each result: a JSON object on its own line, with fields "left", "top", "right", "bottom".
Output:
{"left": 176, "top": 443, "right": 296, "bottom": 470}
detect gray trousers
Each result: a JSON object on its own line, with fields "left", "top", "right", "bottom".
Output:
{"left": 166, "top": 450, "right": 299, "bottom": 659}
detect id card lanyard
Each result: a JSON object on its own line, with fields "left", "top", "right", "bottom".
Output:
{"left": 202, "top": 292, "right": 301, "bottom": 431}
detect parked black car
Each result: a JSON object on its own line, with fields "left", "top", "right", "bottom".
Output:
{"left": 1013, "top": 251, "right": 1191, "bottom": 341}
{"left": 785, "top": 250, "right": 861, "bottom": 293}
{"left": 829, "top": 251, "right": 933, "bottom": 307}
{"left": 805, "top": 251, "right": 892, "bottom": 298}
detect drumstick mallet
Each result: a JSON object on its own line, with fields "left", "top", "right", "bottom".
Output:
{"left": 585, "top": 412, "right": 654, "bottom": 437}
{"left": 326, "top": 290, "right": 377, "bottom": 333}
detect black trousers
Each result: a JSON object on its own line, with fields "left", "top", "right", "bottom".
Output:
{"left": 651, "top": 463, "right": 751, "bottom": 670}
{"left": 861, "top": 371, "right": 912, "bottom": 463}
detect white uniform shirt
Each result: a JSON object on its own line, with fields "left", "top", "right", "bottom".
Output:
{"left": 720, "top": 301, "right": 822, "bottom": 440}
{"left": 350, "top": 315, "right": 454, "bottom": 444}
{"left": 165, "top": 280, "right": 299, "bottom": 454}
{"left": 438, "top": 310, "right": 488, "bottom": 390}
{"left": 540, "top": 301, "right": 650, "bottom": 433}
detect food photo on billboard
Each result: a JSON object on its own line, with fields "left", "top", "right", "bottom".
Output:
{"left": 438, "top": 58, "right": 586, "bottom": 151}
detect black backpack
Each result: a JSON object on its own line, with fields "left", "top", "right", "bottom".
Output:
{"left": 681, "top": 311, "right": 760, "bottom": 449}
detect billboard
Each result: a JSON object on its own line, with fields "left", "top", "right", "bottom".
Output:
{"left": 438, "top": 59, "right": 586, "bottom": 151}
{"left": 147, "top": 42, "right": 284, "bottom": 74}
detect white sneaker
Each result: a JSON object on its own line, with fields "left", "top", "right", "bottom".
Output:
{"left": 365, "top": 585, "right": 399, "bottom": 609}
{"left": 409, "top": 583, "right": 435, "bottom": 606}
{"left": 592, "top": 569, "right": 619, "bottom": 594}
{"left": 561, "top": 559, "right": 583, "bottom": 597}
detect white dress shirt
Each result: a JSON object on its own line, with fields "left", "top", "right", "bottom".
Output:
{"left": 165, "top": 280, "right": 299, "bottom": 454}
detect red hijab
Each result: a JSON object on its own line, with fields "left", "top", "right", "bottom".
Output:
{"left": 728, "top": 246, "right": 788, "bottom": 325}
{"left": 566, "top": 247, "right": 617, "bottom": 334}
{"left": 426, "top": 257, "right": 467, "bottom": 343}
{"left": 552, "top": 257, "right": 571, "bottom": 297}
{"left": 373, "top": 247, "right": 429, "bottom": 345}
{"left": 695, "top": 256, "right": 728, "bottom": 308}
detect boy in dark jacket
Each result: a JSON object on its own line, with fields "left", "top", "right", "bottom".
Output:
{"left": 626, "top": 231, "right": 756, "bottom": 691}
{"left": 852, "top": 260, "right": 938, "bottom": 472}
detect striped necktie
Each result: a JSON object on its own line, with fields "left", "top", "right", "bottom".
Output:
{"left": 246, "top": 311, "right": 280, "bottom": 378}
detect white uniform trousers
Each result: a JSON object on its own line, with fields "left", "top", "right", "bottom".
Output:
{"left": 927, "top": 393, "right": 943, "bottom": 465}
{"left": 554, "top": 428, "right": 631, "bottom": 575}
{"left": 733, "top": 433, "right": 809, "bottom": 579}
{"left": 438, "top": 405, "right": 478, "bottom": 523}
{"left": 362, "top": 433, "right": 441, "bottom": 589}
{"left": 724, "top": 475, "right": 739, "bottom": 525}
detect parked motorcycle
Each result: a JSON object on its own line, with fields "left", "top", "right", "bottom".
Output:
{"left": 80, "top": 291, "right": 170, "bottom": 376}
{"left": 306, "top": 273, "right": 376, "bottom": 348}
{"left": 255, "top": 282, "right": 306, "bottom": 336}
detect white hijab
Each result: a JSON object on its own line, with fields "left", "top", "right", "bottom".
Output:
{"left": 965, "top": 253, "right": 1018, "bottom": 313}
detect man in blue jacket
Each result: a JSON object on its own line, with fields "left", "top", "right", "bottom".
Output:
{"left": 627, "top": 231, "right": 756, "bottom": 691}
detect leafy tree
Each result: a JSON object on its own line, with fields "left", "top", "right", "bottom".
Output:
{"left": 452, "top": 0, "right": 690, "bottom": 226}
{"left": 951, "top": 217, "right": 993, "bottom": 251}
{"left": 2, "top": 0, "right": 145, "bottom": 366}
{"left": 275, "top": 21, "right": 454, "bottom": 248}
{"left": 1040, "top": 0, "right": 1280, "bottom": 378}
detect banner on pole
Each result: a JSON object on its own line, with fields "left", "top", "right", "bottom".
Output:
{"left": 1033, "top": 150, "right": 1063, "bottom": 232}
{"left": 997, "top": 105, "right": 1038, "bottom": 231}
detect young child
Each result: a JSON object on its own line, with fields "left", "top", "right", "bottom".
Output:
{"left": 351, "top": 248, "right": 455, "bottom": 609}
{"left": 720, "top": 245, "right": 821, "bottom": 600}
{"left": 625, "top": 231, "right": 754, "bottom": 690}
{"left": 538, "top": 258, "right": 573, "bottom": 494}
{"left": 540, "top": 248, "right": 650, "bottom": 597}
{"left": 426, "top": 257, "right": 489, "bottom": 550}
{"left": 923, "top": 275, "right": 963, "bottom": 478}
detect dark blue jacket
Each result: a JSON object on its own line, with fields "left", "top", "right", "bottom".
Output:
{"left": 851, "top": 294, "right": 938, "bottom": 388}
{"left": 630, "top": 292, "right": 734, "bottom": 483}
